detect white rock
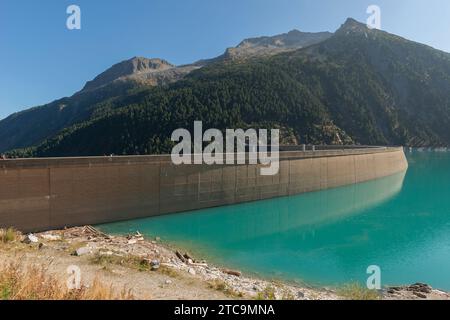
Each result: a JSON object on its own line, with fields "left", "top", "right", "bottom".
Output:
{"left": 75, "top": 246, "right": 91, "bottom": 256}
{"left": 188, "top": 268, "right": 196, "bottom": 275}
{"left": 23, "top": 234, "right": 39, "bottom": 244}
{"left": 40, "top": 234, "right": 61, "bottom": 241}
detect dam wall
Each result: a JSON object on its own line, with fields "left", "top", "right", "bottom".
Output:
{"left": 0, "top": 147, "right": 408, "bottom": 232}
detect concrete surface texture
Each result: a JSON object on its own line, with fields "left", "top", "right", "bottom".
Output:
{"left": 0, "top": 147, "right": 408, "bottom": 232}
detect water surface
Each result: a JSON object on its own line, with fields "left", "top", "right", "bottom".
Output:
{"left": 99, "top": 151, "right": 450, "bottom": 290}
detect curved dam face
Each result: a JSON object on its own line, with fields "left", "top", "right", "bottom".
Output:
{"left": 0, "top": 147, "right": 408, "bottom": 233}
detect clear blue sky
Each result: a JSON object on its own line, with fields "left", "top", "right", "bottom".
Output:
{"left": 1, "top": 0, "right": 450, "bottom": 119}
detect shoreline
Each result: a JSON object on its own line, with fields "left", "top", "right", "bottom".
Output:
{"left": 129, "top": 232, "right": 331, "bottom": 295}
{"left": 1, "top": 226, "right": 449, "bottom": 300}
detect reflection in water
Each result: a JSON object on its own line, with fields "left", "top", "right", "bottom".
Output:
{"left": 133, "top": 171, "right": 406, "bottom": 245}
{"left": 100, "top": 152, "right": 450, "bottom": 290}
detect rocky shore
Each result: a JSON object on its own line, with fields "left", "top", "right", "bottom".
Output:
{"left": 40, "top": 226, "right": 337, "bottom": 300}
{"left": 1, "top": 226, "right": 449, "bottom": 300}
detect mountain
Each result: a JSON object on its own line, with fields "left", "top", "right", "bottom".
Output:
{"left": 81, "top": 31, "right": 332, "bottom": 91}
{"left": 301, "top": 18, "right": 450, "bottom": 146}
{"left": 0, "top": 29, "right": 332, "bottom": 153}
{"left": 3, "top": 18, "right": 450, "bottom": 157}
{"left": 0, "top": 80, "right": 146, "bottom": 153}
{"left": 81, "top": 57, "right": 174, "bottom": 92}
{"left": 0, "top": 57, "right": 174, "bottom": 153}
{"left": 80, "top": 57, "right": 201, "bottom": 93}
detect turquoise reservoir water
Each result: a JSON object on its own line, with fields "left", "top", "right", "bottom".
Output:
{"left": 99, "top": 151, "right": 450, "bottom": 290}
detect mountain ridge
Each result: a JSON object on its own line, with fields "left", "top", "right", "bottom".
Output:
{"left": 3, "top": 18, "right": 450, "bottom": 156}
{"left": 80, "top": 57, "right": 175, "bottom": 93}
{"left": 81, "top": 28, "right": 333, "bottom": 93}
{"left": 0, "top": 26, "right": 334, "bottom": 153}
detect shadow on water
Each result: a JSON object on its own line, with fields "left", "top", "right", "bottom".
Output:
{"left": 99, "top": 152, "right": 450, "bottom": 290}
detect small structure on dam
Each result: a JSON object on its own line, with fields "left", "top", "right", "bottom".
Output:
{"left": 0, "top": 146, "right": 408, "bottom": 233}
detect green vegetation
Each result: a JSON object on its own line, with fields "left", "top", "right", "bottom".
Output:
{"left": 207, "top": 279, "right": 243, "bottom": 298}
{"left": 0, "top": 80, "right": 142, "bottom": 154}
{"left": 255, "top": 285, "right": 277, "bottom": 300}
{"left": 0, "top": 228, "right": 21, "bottom": 244}
{"left": 89, "top": 252, "right": 180, "bottom": 278}
{"left": 89, "top": 252, "right": 151, "bottom": 272}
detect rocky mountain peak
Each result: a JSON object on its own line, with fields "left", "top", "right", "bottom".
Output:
{"left": 237, "top": 29, "right": 332, "bottom": 50}
{"left": 336, "top": 18, "right": 370, "bottom": 34}
{"left": 81, "top": 57, "right": 175, "bottom": 92}
{"left": 198, "top": 29, "right": 333, "bottom": 63}
{"left": 128, "top": 57, "right": 174, "bottom": 73}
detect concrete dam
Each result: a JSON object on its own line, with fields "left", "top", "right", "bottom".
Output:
{"left": 0, "top": 147, "right": 408, "bottom": 233}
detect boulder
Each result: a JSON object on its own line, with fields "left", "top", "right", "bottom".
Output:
{"left": 23, "top": 234, "right": 39, "bottom": 244}
{"left": 150, "top": 259, "right": 160, "bottom": 270}
{"left": 74, "top": 246, "right": 91, "bottom": 256}
{"left": 408, "top": 283, "right": 432, "bottom": 294}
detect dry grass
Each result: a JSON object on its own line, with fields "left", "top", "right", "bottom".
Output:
{"left": 0, "top": 228, "right": 21, "bottom": 244}
{"left": 159, "top": 265, "right": 181, "bottom": 278}
{"left": 90, "top": 252, "right": 180, "bottom": 278}
{"left": 281, "top": 290, "right": 295, "bottom": 300}
{"left": 255, "top": 285, "right": 277, "bottom": 300}
{"left": 338, "top": 283, "right": 381, "bottom": 300}
{"left": 90, "top": 252, "right": 151, "bottom": 272}
{"left": 208, "top": 279, "right": 243, "bottom": 298}
{"left": 0, "top": 262, "right": 134, "bottom": 300}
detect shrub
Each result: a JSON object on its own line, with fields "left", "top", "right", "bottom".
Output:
{"left": 0, "top": 228, "right": 21, "bottom": 244}
{"left": 338, "top": 283, "right": 381, "bottom": 300}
